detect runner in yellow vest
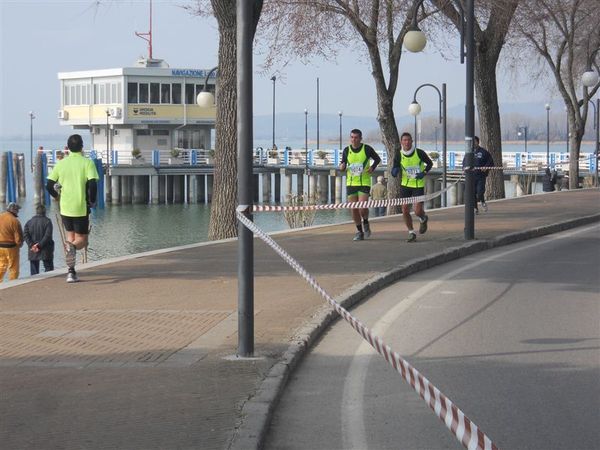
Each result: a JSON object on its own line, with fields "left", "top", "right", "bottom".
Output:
{"left": 339, "top": 129, "right": 382, "bottom": 241}
{"left": 391, "top": 132, "right": 433, "bottom": 242}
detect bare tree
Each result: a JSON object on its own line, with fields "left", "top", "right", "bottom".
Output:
{"left": 512, "top": 0, "right": 599, "bottom": 188}
{"left": 186, "top": 1, "right": 263, "bottom": 240}
{"left": 429, "top": 0, "right": 520, "bottom": 200}
{"left": 259, "top": 1, "right": 435, "bottom": 207}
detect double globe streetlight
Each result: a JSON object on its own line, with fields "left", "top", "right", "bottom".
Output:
{"left": 408, "top": 83, "right": 447, "bottom": 207}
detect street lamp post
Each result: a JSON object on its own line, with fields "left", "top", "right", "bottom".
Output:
{"left": 105, "top": 109, "right": 111, "bottom": 174}
{"left": 408, "top": 82, "right": 447, "bottom": 207}
{"left": 237, "top": 0, "right": 254, "bottom": 357}
{"left": 304, "top": 108, "right": 309, "bottom": 200}
{"left": 338, "top": 111, "right": 343, "bottom": 153}
{"left": 545, "top": 104, "right": 551, "bottom": 168}
{"left": 271, "top": 75, "right": 276, "bottom": 150}
{"left": 517, "top": 126, "right": 528, "bottom": 154}
{"left": 29, "top": 111, "right": 35, "bottom": 172}
{"left": 316, "top": 78, "right": 320, "bottom": 152}
{"left": 586, "top": 98, "right": 599, "bottom": 187}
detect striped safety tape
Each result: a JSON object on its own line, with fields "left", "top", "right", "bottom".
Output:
{"left": 236, "top": 210, "right": 499, "bottom": 450}
{"left": 253, "top": 177, "right": 461, "bottom": 213}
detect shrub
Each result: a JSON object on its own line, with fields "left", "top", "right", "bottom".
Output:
{"left": 170, "top": 148, "right": 180, "bottom": 158}
{"left": 429, "top": 151, "right": 440, "bottom": 160}
{"left": 131, "top": 148, "right": 142, "bottom": 159}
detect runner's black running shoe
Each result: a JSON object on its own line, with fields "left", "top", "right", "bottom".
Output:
{"left": 419, "top": 215, "right": 428, "bottom": 234}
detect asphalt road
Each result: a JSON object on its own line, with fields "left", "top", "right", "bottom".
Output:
{"left": 264, "top": 224, "right": 600, "bottom": 450}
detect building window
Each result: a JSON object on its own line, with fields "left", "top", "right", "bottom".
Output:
{"left": 139, "top": 83, "right": 149, "bottom": 103}
{"left": 99, "top": 84, "right": 106, "bottom": 104}
{"left": 185, "top": 83, "right": 195, "bottom": 104}
{"left": 150, "top": 83, "right": 160, "bottom": 104}
{"left": 110, "top": 83, "right": 117, "bottom": 104}
{"left": 172, "top": 84, "right": 182, "bottom": 104}
{"left": 160, "top": 84, "right": 171, "bottom": 104}
{"left": 136, "top": 129, "right": 151, "bottom": 136}
{"left": 153, "top": 129, "right": 169, "bottom": 136}
{"left": 64, "top": 86, "right": 70, "bottom": 106}
{"left": 128, "top": 82, "right": 138, "bottom": 103}
{"left": 116, "top": 82, "right": 122, "bottom": 103}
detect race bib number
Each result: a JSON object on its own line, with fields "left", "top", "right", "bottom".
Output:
{"left": 405, "top": 165, "right": 420, "bottom": 179}
{"left": 349, "top": 163, "right": 364, "bottom": 176}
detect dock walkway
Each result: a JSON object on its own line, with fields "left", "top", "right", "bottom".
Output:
{"left": 1, "top": 189, "right": 599, "bottom": 450}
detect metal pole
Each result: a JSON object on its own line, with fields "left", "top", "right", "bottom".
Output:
{"left": 442, "top": 83, "right": 447, "bottom": 207}
{"left": 316, "top": 78, "right": 320, "bottom": 151}
{"left": 525, "top": 126, "right": 528, "bottom": 154}
{"left": 338, "top": 111, "right": 342, "bottom": 152}
{"left": 29, "top": 112, "right": 34, "bottom": 172}
{"left": 566, "top": 110, "right": 569, "bottom": 154}
{"left": 237, "top": 0, "right": 254, "bottom": 357}
{"left": 305, "top": 109, "right": 309, "bottom": 200}
{"left": 463, "top": 0, "right": 475, "bottom": 240}
{"left": 414, "top": 116, "right": 418, "bottom": 148}
{"left": 271, "top": 76, "right": 276, "bottom": 149}
{"left": 106, "top": 110, "right": 110, "bottom": 172}
{"left": 546, "top": 107, "right": 550, "bottom": 168}
{"left": 594, "top": 98, "right": 600, "bottom": 187}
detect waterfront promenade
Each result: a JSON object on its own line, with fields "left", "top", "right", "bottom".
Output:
{"left": 1, "top": 189, "right": 599, "bottom": 450}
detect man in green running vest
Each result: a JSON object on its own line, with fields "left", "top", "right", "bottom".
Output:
{"left": 339, "top": 129, "right": 381, "bottom": 241}
{"left": 391, "top": 132, "right": 433, "bottom": 242}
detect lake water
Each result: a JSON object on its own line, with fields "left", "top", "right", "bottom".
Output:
{"left": 1, "top": 137, "right": 595, "bottom": 280}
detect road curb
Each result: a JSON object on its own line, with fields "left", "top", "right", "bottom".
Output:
{"left": 227, "top": 213, "right": 600, "bottom": 450}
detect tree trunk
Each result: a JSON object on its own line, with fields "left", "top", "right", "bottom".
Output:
{"left": 474, "top": 47, "right": 505, "bottom": 200}
{"left": 207, "top": 0, "right": 263, "bottom": 240}
{"left": 208, "top": 0, "right": 238, "bottom": 240}
{"left": 569, "top": 124, "right": 583, "bottom": 189}
{"left": 376, "top": 92, "right": 401, "bottom": 214}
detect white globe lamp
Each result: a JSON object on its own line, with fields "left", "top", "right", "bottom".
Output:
{"left": 408, "top": 101, "right": 422, "bottom": 116}
{"left": 403, "top": 30, "right": 427, "bottom": 53}
{"left": 582, "top": 70, "right": 599, "bottom": 87}
{"left": 197, "top": 91, "right": 215, "bottom": 108}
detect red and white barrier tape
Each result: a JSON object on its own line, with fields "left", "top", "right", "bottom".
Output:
{"left": 253, "top": 177, "right": 461, "bottom": 213}
{"left": 236, "top": 210, "right": 498, "bottom": 450}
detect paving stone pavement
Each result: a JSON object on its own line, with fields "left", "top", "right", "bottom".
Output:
{"left": 0, "top": 189, "right": 598, "bottom": 450}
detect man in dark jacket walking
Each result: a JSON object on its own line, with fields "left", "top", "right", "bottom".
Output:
{"left": 24, "top": 204, "right": 54, "bottom": 275}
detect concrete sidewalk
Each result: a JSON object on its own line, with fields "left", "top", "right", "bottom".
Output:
{"left": 1, "top": 189, "right": 598, "bottom": 450}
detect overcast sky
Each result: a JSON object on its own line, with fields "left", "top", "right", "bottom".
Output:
{"left": 0, "top": 0, "right": 553, "bottom": 137}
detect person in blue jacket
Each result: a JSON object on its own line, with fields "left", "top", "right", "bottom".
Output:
{"left": 463, "top": 136, "right": 494, "bottom": 214}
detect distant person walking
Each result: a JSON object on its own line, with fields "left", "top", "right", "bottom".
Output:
{"left": 339, "top": 128, "right": 381, "bottom": 241}
{"left": 0, "top": 202, "right": 24, "bottom": 282}
{"left": 23, "top": 204, "right": 55, "bottom": 276}
{"left": 391, "top": 132, "right": 433, "bottom": 243}
{"left": 463, "top": 136, "right": 494, "bottom": 214}
{"left": 46, "top": 134, "right": 99, "bottom": 283}
{"left": 370, "top": 175, "right": 387, "bottom": 217}
{"left": 542, "top": 168, "right": 557, "bottom": 192}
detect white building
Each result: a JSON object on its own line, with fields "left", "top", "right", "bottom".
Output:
{"left": 57, "top": 58, "right": 216, "bottom": 156}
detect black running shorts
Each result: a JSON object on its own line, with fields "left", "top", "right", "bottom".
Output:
{"left": 61, "top": 215, "right": 90, "bottom": 235}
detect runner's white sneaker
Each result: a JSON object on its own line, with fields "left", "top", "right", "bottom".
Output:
{"left": 66, "top": 271, "right": 79, "bottom": 283}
